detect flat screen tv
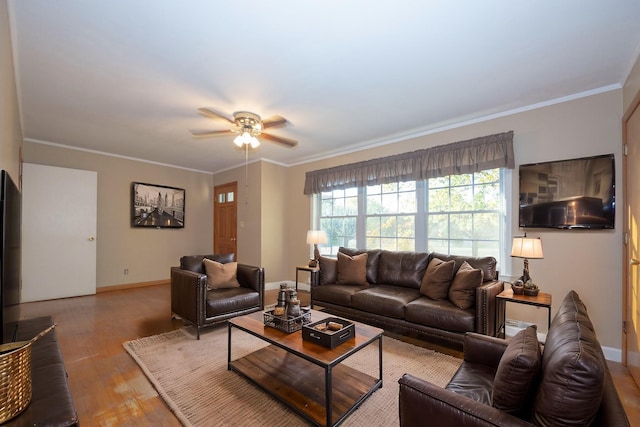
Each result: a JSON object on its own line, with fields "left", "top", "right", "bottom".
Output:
{"left": 519, "top": 154, "right": 615, "bottom": 229}
{"left": 0, "top": 170, "right": 21, "bottom": 343}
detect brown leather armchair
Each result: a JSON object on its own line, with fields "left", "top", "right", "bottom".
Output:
{"left": 170, "top": 254, "right": 264, "bottom": 339}
{"left": 398, "top": 291, "right": 630, "bottom": 427}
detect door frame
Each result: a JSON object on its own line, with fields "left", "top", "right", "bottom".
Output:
{"left": 622, "top": 90, "right": 640, "bottom": 377}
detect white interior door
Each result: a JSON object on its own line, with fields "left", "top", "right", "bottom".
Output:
{"left": 21, "top": 163, "right": 97, "bottom": 302}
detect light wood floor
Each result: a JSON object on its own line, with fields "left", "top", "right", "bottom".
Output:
{"left": 18, "top": 284, "right": 640, "bottom": 426}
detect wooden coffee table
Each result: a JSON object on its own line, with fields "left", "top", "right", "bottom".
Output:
{"left": 227, "top": 309, "right": 383, "bottom": 427}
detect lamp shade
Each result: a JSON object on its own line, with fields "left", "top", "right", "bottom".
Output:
{"left": 306, "top": 230, "right": 327, "bottom": 245}
{"left": 510, "top": 236, "right": 544, "bottom": 259}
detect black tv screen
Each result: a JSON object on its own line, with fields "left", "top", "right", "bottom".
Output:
{"left": 1, "top": 170, "right": 21, "bottom": 343}
{"left": 519, "top": 154, "right": 615, "bottom": 229}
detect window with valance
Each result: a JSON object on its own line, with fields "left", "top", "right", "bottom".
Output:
{"left": 308, "top": 131, "right": 515, "bottom": 267}
{"left": 304, "top": 131, "right": 514, "bottom": 195}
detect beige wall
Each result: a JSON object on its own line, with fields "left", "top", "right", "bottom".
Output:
{"left": 0, "top": 0, "right": 22, "bottom": 180}
{"left": 285, "top": 90, "right": 624, "bottom": 350}
{"left": 213, "top": 159, "right": 289, "bottom": 283}
{"left": 213, "top": 160, "right": 262, "bottom": 268}
{"left": 260, "top": 161, "right": 288, "bottom": 282}
{"left": 23, "top": 141, "right": 213, "bottom": 288}
{"left": 624, "top": 53, "right": 640, "bottom": 115}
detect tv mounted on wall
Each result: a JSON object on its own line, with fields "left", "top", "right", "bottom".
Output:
{"left": 131, "top": 182, "right": 185, "bottom": 228}
{"left": 519, "top": 154, "right": 615, "bottom": 229}
{"left": 1, "top": 170, "right": 21, "bottom": 343}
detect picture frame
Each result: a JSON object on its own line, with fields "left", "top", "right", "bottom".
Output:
{"left": 131, "top": 182, "right": 185, "bottom": 228}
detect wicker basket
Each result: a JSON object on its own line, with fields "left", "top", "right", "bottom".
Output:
{"left": 0, "top": 340, "right": 33, "bottom": 424}
{"left": 0, "top": 323, "right": 55, "bottom": 424}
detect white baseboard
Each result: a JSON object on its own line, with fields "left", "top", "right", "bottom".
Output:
{"left": 505, "top": 318, "right": 621, "bottom": 362}
{"left": 602, "top": 346, "right": 621, "bottom": 363}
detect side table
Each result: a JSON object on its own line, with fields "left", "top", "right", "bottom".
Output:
{"left": 295, "top": 265, "right": 319, "bottom": 291}
{"left": 496, "top": 289, "right": 552, "bottom": 339}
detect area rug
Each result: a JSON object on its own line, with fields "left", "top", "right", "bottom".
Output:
{"left": 124, "top": 325, "right": 462, "bottom": 426}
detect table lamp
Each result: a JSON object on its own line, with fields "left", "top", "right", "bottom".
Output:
{"left": 510, "top": 233, "right": 544, "bottom": 283}
{"left": 306, "top": 230, "right": 327, "bottom": 266}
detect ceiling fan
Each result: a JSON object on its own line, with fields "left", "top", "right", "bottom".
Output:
{"left": 191, "top": 108, "right": 298, "bottom": 148}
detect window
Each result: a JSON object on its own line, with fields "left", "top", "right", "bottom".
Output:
{"left": 316, "top": 168, "right": 505, "bottom": 266}
{"left": 366, "top": 182, "right": 417, "bottom": 251}
{"left": 319, "top": 188, "right": 358, "bottom": 255}
{"left": 426, "top": 169, "right": 502, "bottom": 258}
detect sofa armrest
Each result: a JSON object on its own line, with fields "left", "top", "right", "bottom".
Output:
{"left": 237, "top": 264, "right": 265, "bottom": 309}
{"left": 399, "top": 374, "right": 532, "bottom": 427}
{"left": 475, "top": 279, "right": 504, "bottom": 336}
{"left": 170, "top": 266, "right": 206, "bottom": 325}
{"left": 463, "top": 332, "right": 509, "bottom": 370}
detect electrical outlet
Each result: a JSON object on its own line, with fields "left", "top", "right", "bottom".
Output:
{"left": 124, "top": 268, "right": 129, "bottom": 275}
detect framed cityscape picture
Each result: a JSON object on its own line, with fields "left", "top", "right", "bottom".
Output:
{"left": 131, "top": 182, "right": 185, "bottom": 228}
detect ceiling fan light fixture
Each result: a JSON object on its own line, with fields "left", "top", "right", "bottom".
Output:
{"left": 233, "top": 132, "right": 251, "bottom": 147}
{"left": 193, "top": 108, "right": 298, "bottom": 148}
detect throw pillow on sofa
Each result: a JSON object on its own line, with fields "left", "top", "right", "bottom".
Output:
{"left": 339, "top": 247, "right": 381, "bottom": 283}
{"left": 492, "top": 325, "right": 542, "bottom": 416}
{"left": 337, "top": 252, "right": 368, "bottom": 286}
{"left": 203, "top": 259, "right": 241, "bottom": 290}
{"left": 318, "top": 255, "right": 338, "bottom": 285}
{"left": 420, "top": 257, "right": 455, "bottom": 300}
{"left": 448, "top": 261, "right": 483, "bottom": 309}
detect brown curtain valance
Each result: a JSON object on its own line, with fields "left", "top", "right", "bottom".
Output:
{"left": 303, "top": 131, "right": 515, "bottom": 195}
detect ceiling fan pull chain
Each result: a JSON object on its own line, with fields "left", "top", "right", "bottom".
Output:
{"left": 245, "top": 144, "right": 249, "bottom": 205}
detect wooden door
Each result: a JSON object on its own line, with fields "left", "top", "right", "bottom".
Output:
{"left": 214, "top": 182, "right": 237, "bottom": 258}
{"left": 21, "top": 163, "right": 97, "bottom": 302}
{"left": 624, "top": 100, "right": 640, "bottom": 387}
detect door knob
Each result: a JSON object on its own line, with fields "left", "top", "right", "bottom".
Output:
{"left": 88, "top": 236, "right": 95, "bottom": 241}
{"left": 230, "top": 237, "right": 237, "bottom": 241}
{"left": 630, "top": 258, "right": 640, "bottom": 266}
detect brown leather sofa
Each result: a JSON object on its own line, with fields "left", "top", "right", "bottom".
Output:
{"left": 398, "top": 290, "right": 630, "bottom": 426}
{"left": 311, "top": 247, "right": 504, "bottom": 349}
{"left": 170, "top": 254, "right": 264, "bottom": 339}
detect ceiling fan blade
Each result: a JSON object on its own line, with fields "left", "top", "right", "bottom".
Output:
{"left": 262, "top": 115, "right": 288, "bottom": 129}
{"left": 190, "top": 129, "right": 234, "bottom": 138}
{"left": 197, "top": 108, "right": 235, "bottom": 125}
{"left": 260, "top": 132, "right": 298, "bottom": 148}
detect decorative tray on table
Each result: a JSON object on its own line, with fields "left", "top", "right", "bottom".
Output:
{"left": 263, "top": 310, "right": 312, "bottom": 333}
{"left": 302, "top": 317, "right": 356, "bottom": 348}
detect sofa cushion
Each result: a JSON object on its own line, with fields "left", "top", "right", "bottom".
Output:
{"left": 337, "top": 252, "right": 369, "bottom": 286}
{"left": 180, "top": 253, "right": 235, "bottom": 273}
{"left": 448, "top": 261, "right": 483, "bottom": 309}
{"left": 445, "top": 362, "right": 496, "bottom": 406}
{"left": 420, "top": 257, "right": 455, "bottom": 300}
{"left": 206, "top": 287, "right": 260, "bottom": 317}
{"left": 492, "top": 325, "right": 541, "bottom": 416}
{"left": 430, "top": 252, "right": 497, "bottom": 282}
{"left": 376, "top": 250, "right": 430, "bottom": 289}
{"left": 203, "top": 259, "right": 240, "bottom": 289}
{"left": 312, "top": 283, "right": 363, "bottom": 307}
{"left": 405, "top": 297, "right": 475, "bottom": 333}
{"left": 318, "top": 255, "right": 338, "bottom": 285}
{"left": 531, "top": 291, "right": 605, "bottom": 427}
{"left": 351, "top": 285, "right": 420, "bottom": 319}
{"left": 339, "top": 247, "right": 382, "bottom": 283}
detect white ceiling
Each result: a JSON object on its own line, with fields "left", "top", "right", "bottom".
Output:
{"left": 8, "top": 1, "right": 640, "bottom": 173}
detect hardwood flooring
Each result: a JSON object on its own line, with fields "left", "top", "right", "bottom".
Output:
{"left": 18, "top": 285, "right": 640, "bottom": 426}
